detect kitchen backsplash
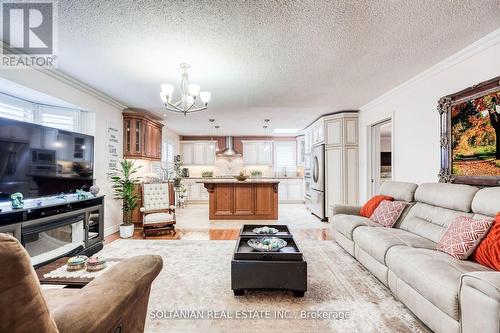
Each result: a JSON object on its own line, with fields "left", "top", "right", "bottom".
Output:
{"left": 186, "top": 157, "right": 274, "bottom": 177}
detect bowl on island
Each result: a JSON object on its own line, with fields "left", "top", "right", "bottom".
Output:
{"left": 233, "top": 175, "right": 249, "bottom": 181}
{"left": 247, "top": 237, "right": 287, "bottom": 252}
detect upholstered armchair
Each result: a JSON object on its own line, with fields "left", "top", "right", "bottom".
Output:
{"left": 141, "top": 183, "right": 176, "bottom": 238}
{"left": 0, "top": 233, "right": 163, "bottom": 333}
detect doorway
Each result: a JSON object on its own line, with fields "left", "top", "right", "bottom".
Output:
{"left": 369, "top": 119, "right": 393, "bottom": 196}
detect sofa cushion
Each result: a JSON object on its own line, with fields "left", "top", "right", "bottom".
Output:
{"left": 360, "top": 195, "right": 393, "bottom": 218}
{"left": 353, "top": 227, "right": 436, "bottom": 265}
{"left": 144, "top": 212, "right": 175, "bottom": 224}
{"left": 330, "top": 214, "right": 381, "bottom": 241}
{"left": 370, "top": 200, "right": 407, "bottom": 227}
{"left": 386, "top": 246, "right": 491, "bottom": 320}
{"left": 415, "top": 183, "right": 479, "bottom": 213}
{"left": 398, "top": 202, "right": 473, "bottom": 243}
{"left": 379, "top": 181, "right": 418, "bottom": 202}
{"left": 472, "top": 213, "right": 500, "bottom": 271}
{"left": 437, "top": 215, "right": 493, "bottom": 259}
{"left": 471, "top": 187, "right": 500, "bottom": 217}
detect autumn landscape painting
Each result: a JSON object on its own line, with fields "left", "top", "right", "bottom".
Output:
{"left": 451, "top": 90, "right": 500, "bottom": 177}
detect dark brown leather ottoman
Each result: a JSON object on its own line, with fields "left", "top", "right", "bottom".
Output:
{"left": 231, "top": 225, "right": 307, "bottom": 297}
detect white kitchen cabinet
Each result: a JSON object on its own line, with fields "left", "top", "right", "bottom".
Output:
{"left": 278, "top": 179, "right": 304, "bottom": 203}
{"left": 287, "top": 179, "right": 304, "bottom": 201}
{"left": 193, "top": 143, "right": 205, "bottom": 165}
{"left": 180, "top": 141, "right": 215, "bottom": 165}
{"left": 183, "top": 180, "right": 209, "bottom": 202}
{"left": 311, "top": 119, "right": 324, "bottom": 146}
{"left": 181, "top": 143, "right": 194, "bottom": 165}
{"left": 296, "top": 136, "right": 305, "bottom": 166}
{"left": 242, "top": 141, "right": 273, "bottom": 165}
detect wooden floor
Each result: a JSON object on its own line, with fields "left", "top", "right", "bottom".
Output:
{"left": 104, "top": 227, "right": 332, "bottom": 244}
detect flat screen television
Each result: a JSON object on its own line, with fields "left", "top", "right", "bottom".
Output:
{"left": 0, "top": 117, "right": 94, "bottom": 202}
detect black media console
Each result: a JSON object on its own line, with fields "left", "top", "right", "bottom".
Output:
{"left": 0, "top": 195, "right": 105, "bottom": 267}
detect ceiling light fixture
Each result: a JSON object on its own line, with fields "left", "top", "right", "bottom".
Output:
{"left": 160, "top": 63, "right": 211, "bottom": 116}
{"left": 273, "top": 128, "right": 299, "bottom": 134}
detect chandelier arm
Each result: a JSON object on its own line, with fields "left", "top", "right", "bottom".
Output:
{"left": 185, "top": 106, "right": 207, "bottom": 113}
{"left": 165, "top": 102, "right": 185, "bottom": 112}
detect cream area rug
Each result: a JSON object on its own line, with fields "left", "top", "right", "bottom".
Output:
{"left": 99, "top": 240, "right": 430, "bottom": 333}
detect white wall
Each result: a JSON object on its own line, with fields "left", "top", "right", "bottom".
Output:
{"left": 358, "top": 29, "right": 500, "bottom": 202}
{"left": 0, "top": 68, "right": 125, "bottom": 235}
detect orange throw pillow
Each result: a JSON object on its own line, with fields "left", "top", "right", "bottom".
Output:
{"left": 472, "top": 213, "right": 500, "bottom": 271}
{"left": 360, "top": 195, "right": 394, "bottom": 218}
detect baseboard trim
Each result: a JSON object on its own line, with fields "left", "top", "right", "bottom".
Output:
{"left": 104, "top": 223, "right": 120, "bottom": 237}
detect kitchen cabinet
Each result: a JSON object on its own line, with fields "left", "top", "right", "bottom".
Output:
{"left": 180, "top": 141, "right": 215, "bottom": 165}
{"left": 183, "top": 179, "right": 209, "bottom": 202}
{"left": 297, "top": 136, "right": 305, "bottom": 166}
{"left": 242, "top": 141, "right": 273, "bottom": 165}
{"left": 311, "top": 119, "right": 324, "bottom": 146}
{"left": 123, "top": 111, "right": 163, "bottom": 161}
{"left": 278, "top": 179, "right": 304, "bottom": 203}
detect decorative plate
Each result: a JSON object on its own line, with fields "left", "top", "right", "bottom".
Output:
{"left": 247, "top": 237, "right": 287, "bottom": 252}
{"left": 252, "top": 226, "right": 279, "bottom": 235}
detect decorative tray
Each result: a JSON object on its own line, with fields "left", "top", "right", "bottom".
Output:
{"left": 240, "top": 224, "right": 292, "bottom": 238}
{"left": 233, "top": 236, "right": 303, "bottom": 261}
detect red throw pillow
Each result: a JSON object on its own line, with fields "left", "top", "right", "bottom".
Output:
{"left": 437, "top": 215, "right": 493, "bottom": 260}
{"left": 360, "top": 195, "right": 394, "bottom": 217}
{"left": 472, "top": 213, "right": 500, "bottom": 270}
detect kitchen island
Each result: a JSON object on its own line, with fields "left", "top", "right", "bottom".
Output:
{"left": 199, "top": 179, "right": 279, "bottom": 220}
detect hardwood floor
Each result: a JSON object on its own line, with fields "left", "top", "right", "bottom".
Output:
{"left": 104, "top": 227, "right": 332, "bottom": 244}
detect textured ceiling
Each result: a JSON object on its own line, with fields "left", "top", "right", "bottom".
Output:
{"left": 56, "top": 0, "right": 500, "bottom": 135}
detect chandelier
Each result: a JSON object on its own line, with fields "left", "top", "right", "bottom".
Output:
{"left": 160, "top": 63, "right": 211, "bottom": 116}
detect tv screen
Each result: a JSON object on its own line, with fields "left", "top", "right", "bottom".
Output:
{"left": 0, "top": 117, "right": 94, "bottom": 202}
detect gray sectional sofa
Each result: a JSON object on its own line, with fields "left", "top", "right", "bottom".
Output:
{"left": 331, "top": 181, "right": 500, "bottom": 333}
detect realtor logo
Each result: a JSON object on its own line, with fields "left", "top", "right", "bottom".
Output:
{"left": 1, "top": 1, "right": 57, "bottom": 68}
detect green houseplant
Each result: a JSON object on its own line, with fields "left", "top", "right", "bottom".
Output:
{"left": 110, "top": 160, "right": 141, "bottom": 238}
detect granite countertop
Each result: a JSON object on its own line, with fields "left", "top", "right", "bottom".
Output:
{"left": 185, "top": 176, "right": 303, "bottom": 180}
{"left": 0, "top": 194, "right": 104, "bottom": 215}
{"left": 196, "top": 179, "right": 280, "bottom": 184}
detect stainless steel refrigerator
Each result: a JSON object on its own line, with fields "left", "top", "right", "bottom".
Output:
{"left": 311, "top": 144, "right": 326, "bottom": 220}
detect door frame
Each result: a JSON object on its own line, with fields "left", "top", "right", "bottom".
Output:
{"left": 367, "top": 116, "right": 394, "bottom": 197}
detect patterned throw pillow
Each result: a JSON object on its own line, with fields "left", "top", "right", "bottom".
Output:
{"left": 369, "top": 200, "right": 407, "bottom": 228}
{"left": 437, "top": 215, "right": 493, "bottom": 260}
{"left": 471, "top": 213, "right": 500, "bottom": 270}
{"left": 359, "top": 195, "right": 394, "bottom": 217}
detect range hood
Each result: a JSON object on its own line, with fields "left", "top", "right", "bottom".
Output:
{"left": 217, "top": 136, "right": 241, "bottom": 157}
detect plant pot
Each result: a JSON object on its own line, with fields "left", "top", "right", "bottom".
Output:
{"left": 119, "top": 224, "right": 134, "bottom": 238}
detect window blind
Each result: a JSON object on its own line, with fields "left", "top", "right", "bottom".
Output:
{"left": 274, "top": 141, "right": 297, "bottom": 174}
{"left": 39, "top": 106, "right": 80, "bottom": 131}
{"left": 0, "top": 102, "right": 31, "bottom": 121}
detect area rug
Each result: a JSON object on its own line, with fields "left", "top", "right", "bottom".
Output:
{"left": 99, "top": 239, "right": 430, "bottom": 333}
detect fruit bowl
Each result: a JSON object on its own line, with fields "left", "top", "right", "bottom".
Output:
{"left": 233, "top": 175, "right": 249, "bottom": 181}
{"left": 247, "top": 237, "right": 287, "bottom": 252}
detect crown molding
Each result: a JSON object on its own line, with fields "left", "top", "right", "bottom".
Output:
{"left": 361, "top": 28, "right": 500, "bottom": 111}
{"left": 0, "top": 41, "right": 128, "bottom": 110}
{"left": 34, "top": 67, "right": 129, "bottom": 110}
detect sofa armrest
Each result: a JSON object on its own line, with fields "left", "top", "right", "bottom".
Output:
{"left": 459, "top": 271, "right": 500, "bottom": 333}
{"left": 331, "top": 204, "right": 362, "bottom": 216}
{"left": 51, "top": 255, "right": 163, "bottom": 333}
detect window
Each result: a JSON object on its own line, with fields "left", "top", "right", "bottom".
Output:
{"left": 0, "top": 92, "right": 85, "bottom": 133}
{"left": 0, "top": 94, "right": 32, "bottom": 121}
{"left": 274, "top": 141, "right": 297, "bottom": 174}
{"left": 39, "top": 106, "right": 81, "bottom": 131}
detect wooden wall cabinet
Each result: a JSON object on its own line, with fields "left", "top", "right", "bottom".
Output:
{"left": 123, "top": 112, "right": 163, "bottom": 161}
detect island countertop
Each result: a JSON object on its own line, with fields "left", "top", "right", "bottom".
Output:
{"left": 196, "top": 179, "right": 280, "bottom": 184}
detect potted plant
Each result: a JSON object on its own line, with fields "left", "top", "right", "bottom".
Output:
{"left": 110, "top": 160, "right": 141, "bottom": 238}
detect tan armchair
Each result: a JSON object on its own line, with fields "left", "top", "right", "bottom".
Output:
{"left": 141, "top": 183, "right": 176, "bottom": 238}
{"left": 0, "top": 233, "right": 162, "bottom": 333}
